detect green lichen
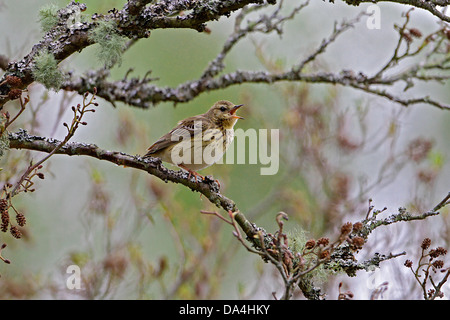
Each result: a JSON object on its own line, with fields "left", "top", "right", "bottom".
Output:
{"left": 31, "top": 50, "right": 64, "bottom": 91}
{"left": 0, "top": 134, "right": 9, "bottom": 158}
{"left": 89, "top": 20, "right": 127, "bottom": 69}
{"left": 38, "top": 3, "right": 59, "bottom": 33}
{"left": 287, "top": 228, "right": 330, "bottom": 286}
{"left": 0, "top": 117, "right": 10, "bottom": 159}
{"left": 287, "top": 228, "right": 309, "bottom": 253}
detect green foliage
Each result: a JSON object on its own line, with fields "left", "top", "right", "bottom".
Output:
{"left": 38, "top": 3, "right": 59, "bottom": 33}
{"left": 31, "top": 50, "right": 64, "bottom": 91}
{"left": 89, "top": 20, "right": 127, "bottom": 69}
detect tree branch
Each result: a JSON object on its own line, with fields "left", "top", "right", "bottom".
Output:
{"left": 6, "top": 129, "right": 269, "bottom": 241}
{"left": 63, "top": 66, "right": 450, "bottom": 110}
{"left": 7, "top": 129, "right": 449, "bottom": 299}
{"left": 0, "top": 0, "right": 271, "bottom": 107}
{"left": 62, "top": 8, "right": 450, "bottom": 111}
{"left": 125, "top": 0, "right": 154, "bottom": 17}
{"left": 8, "top": 129, "right": 323, "bottom": 298}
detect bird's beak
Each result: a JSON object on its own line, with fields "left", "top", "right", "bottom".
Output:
{"left": 230, "top": 104, "right": 244, "bottom": 119}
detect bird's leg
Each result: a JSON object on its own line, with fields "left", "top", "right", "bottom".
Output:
{"left": 179, "top": 164, "right": 204, "bottom": 182}
{"left": 178, "top": 165, "right": 221, "bottom": 190}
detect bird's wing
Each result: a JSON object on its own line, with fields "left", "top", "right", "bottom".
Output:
{"left": 145, "top": 116, "right": 213, "bottom": 155}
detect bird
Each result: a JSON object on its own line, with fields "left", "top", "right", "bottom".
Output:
{"left": 143, "top": 100, "right": 244, "bottom": 182}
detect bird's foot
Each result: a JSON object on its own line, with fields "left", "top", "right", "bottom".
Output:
{"left": 179, "top": 165, "right": 221, "bottom": 190}
{"left": 179, "top": 165, "right": 204, "bottom": 182}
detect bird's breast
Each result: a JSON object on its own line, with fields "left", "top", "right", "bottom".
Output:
{"left": 223, "top": 128, "right": 234, "bottom": 149}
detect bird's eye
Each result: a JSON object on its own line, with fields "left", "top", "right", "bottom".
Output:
{"left": 220, "top": 106, "right": 227, "bottom": 112}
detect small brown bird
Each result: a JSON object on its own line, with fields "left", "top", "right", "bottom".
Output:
{"left": 143, "top": 100, "right": 244, "bottom": 180}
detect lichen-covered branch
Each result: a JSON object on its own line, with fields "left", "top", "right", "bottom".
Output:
{"left": 0, "top": 0, "right": 270, "bottom": 107}
{"left": 7, "top": 129, "right": 450, "bottom": 299}
{"left": 8, "top": 129, "right": 230, "bottom": 202}
{"left": 7, "top": 129, "right": 263, "bottom": 232}
{"left": 358, "top": 198, "right": 449, "bottom": 239}
{"left": 63, "top": 63, "right": 450, "bottom": 110}
{"left": 1, "top": 0, "right": 450, "bottom": 299}
{"left": 326, "top": 195, "right": 450, "bottom": 278}
{"left": 1, "top": 1, "right": 448, "bottom": 112}
{"left": 62, "top": 8, "right": 450, "bottom": 110}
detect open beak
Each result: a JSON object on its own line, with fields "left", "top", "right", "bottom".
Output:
{"left": 230, "top": 104, "right": 244, "bottom": 119}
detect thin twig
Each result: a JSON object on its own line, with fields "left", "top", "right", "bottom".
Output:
{"left": 9, "top": 89, "right": 98, "bottom": 197}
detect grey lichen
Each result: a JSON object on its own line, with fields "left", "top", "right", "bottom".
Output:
{"left": 38, "top": 3, "right": 60, "bottom": 33}
{"left": 89, "top": 20, "right": 127, "bottom": 69}
{"left": 31, "top": 50, "right": 64, "bottom": 91}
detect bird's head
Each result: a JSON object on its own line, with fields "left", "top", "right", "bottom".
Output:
{"left": 205, "top": 100, "right": 244, "bottom": 129}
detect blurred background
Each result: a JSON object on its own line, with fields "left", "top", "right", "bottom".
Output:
{"left": 0, "top": 0, "right": 449, "bottom": 299}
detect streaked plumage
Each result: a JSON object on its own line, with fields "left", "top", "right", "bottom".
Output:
{"left": 143, "top": 100, "right": 243, "bottom": 178}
